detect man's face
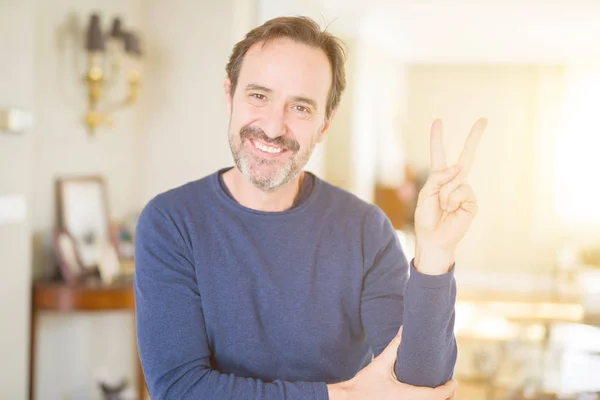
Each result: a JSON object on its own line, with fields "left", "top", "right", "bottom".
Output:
{"left": 225, "top": 38, "right": 334, "bottom": 191}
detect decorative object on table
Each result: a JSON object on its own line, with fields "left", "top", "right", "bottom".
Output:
{"left": 97, "top": 240, "right": 122, "bottom": 284}
{"left": 99, "top": 379, "right": 133, "bottom": 400}
{"left": 52, "top": 228, "right": 91, "bottom": 284}
{"left": 56, "top": 176, "right": 112, "bottom": 274}
{"left": 95, "top": 366, "right": 136, "bottom": 400}
{"left": 83, "top": 13, "right": 143, "bottom": 135}
{"left": 110, "top": 212, "right": 138, "bottom": 279}
{"left": 113, "top": 213, "right": 138, "bottom": 260}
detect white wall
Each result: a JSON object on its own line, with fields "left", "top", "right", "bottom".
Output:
{"left": 349, "top": 39, "right": 405, "bottom": 201}
{"left": 320, "top": 36, "right": 357, "bottom": 190}
{"left": 337, "top": 1, "right": 600, "bottom": 64}
{"left": 0, "top": 1, "right": 35, "bottom": 398}
{"left": 140, "top": 0, "right": 242, "bottom": 203}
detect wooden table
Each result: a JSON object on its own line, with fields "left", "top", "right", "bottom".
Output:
{"left": 29, "top": 280, "right": 145, "bottom": 400}
{"left": 455, "top": 288, "right": 585, "bottom": 399}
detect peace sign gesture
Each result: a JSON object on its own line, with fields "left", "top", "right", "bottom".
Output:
{"left": 413, "top": 118, "right": 487, "bottom": 275}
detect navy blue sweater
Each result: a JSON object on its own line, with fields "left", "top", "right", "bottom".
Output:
{"left": 134, "top": 169, "right": 456, "bottom": 399}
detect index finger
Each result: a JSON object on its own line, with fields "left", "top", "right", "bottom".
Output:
{"left": 430, "top": 119, "right": 447, "bottom": 171}
{"left": 457, "top": 118, "right": 487, "bottom": 175}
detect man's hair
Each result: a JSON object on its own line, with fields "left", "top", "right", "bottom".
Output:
{"left": 225, "top": 16, "right": 347, "bottom": 119}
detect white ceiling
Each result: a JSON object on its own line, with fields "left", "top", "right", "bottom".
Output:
{"left": 314, "top": 0, "right": 600, "bottom": 63}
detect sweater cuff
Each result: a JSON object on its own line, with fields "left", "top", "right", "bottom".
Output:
{"left": 409, "top": 258, "right": 455, "bottom": 289}
{"left": 314, "top": 382, "right": 329, "bottom": 400}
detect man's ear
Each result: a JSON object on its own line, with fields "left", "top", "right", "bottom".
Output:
{"left": 316, "top": 109, "right": 337, "bottom": 143}
{"left": 224, "top": 77, "right": 233, "bottom": 116}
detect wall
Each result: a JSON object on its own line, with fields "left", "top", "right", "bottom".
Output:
{"left": 0, "top": 1, "right": 35, "bottom": 398}
{"left": 321, "top": 36, "right": 356, "bottom": 190}
{"left": 402, "top": 65, "right": 563, "bottom": 272}
{"left": 140, "top": 0, "right": 243, "bottom": 204}
{"left": 349, "top": 39, "right": 405, "bottom": 201}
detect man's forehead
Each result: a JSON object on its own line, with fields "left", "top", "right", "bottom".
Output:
{"left": 238, "top": 38, "right": 332, "bottom": 100}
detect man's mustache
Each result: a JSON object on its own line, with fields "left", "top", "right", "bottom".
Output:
{"left": 240, "top": 125, "right": 300, "bottom": 152}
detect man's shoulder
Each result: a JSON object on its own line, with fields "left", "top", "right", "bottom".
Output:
{"left": 144, "top": 171, "right": 217, "bottom": 216}
{"left": 315, "top": 176, "right": 383, "bottom": 220}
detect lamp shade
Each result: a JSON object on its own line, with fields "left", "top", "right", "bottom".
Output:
{"left": 110, "top": 17, "right": 123, "bottom": 39}
{"left": 123, "top": 32, "right": 142, "bottom": 57}
{"left": 86, "top": 14, "right": 105, "bottom": 52}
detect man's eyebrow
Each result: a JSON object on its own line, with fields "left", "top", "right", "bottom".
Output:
{"left": 245, "top": 84, "right": 272, "bottom": 93}
{"left": 291, "top": 96, "right": 318, "bottom": 110}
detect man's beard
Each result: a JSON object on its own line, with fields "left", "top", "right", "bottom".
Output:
{"left": 228, "top": 124, "right": 316, "bottom": 192}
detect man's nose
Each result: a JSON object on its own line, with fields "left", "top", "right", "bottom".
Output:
{"left": 262, "top": 106, "right": 287, "bottom": 139}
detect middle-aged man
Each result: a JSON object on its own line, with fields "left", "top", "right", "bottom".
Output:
{"left": 135, "top": 16, "right": 487, "bottom": 399}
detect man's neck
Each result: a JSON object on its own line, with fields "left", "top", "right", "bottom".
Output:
{"left": 222, "top": 167, "right": 304, "bottom": 212}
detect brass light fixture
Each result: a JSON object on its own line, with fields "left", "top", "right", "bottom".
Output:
{"left": 84, "top": 14, "right": 142, "bottom": 135}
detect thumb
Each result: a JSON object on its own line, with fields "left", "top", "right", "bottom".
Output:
{"left": 377, "top": 327, "right": 403, "bottom": 367}
{"left": 420, "top": 166, "right": 460, "bottom": 196}
{"left": 434, "top": 379, "right": 458, "bottom": 399}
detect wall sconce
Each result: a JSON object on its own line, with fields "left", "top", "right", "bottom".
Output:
{"left": 84, "top": 13, "right": 142, "bottom": 135}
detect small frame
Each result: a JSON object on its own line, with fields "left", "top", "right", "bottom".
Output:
{"left": 52, "top": 229, "right": 86, "bottom": 284}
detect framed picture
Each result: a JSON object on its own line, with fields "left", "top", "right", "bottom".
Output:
{"left": 56, "top": 176, "right": 111, "bottom": 270}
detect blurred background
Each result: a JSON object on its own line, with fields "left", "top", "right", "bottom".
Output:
{"left": 2, "top": 0, "right": 600, "bottom": 399}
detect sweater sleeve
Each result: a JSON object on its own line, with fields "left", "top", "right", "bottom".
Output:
{"left": 134, "top": 202, "right": 328, "bottom": 400}
{"left": 360, "top": 207, "right": 457, "bottom": 388}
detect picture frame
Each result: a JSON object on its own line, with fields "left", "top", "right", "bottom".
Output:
{"left": 55, "top": 176, "right": 112, "bottom": 271}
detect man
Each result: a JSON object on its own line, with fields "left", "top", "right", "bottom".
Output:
{"left": 135, "top": 16, "right": 486, "bottom": 399}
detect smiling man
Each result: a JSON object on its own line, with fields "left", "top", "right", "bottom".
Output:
{"left": 135, "top": 16, "right": 486, "bottom": 400}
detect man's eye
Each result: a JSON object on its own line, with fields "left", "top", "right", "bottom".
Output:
{"left": 250, "top": 93, "right": 266, "bottom": 100}
{"left": 293, "top": 105, "right": 310, "bottom": 114}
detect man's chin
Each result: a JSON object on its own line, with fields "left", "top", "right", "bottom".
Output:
{"left": 246, "top": 172, "right": 284, "bottom": 191}
{"left": 241, "top": 165, "right": 291, "bottom": 191}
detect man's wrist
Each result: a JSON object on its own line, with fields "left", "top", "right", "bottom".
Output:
{"left": 414, "top": 243, "right": 454, "bottom": 276}
{"left": 326, "top": 380, "right": 353, "bottom": 400}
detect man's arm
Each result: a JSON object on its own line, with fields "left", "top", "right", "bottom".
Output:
{"left": 360, "top": 207, "right": 457, "bottom": 388}
{"left": 134, "top": 202, "right": 328, "bottom": 399}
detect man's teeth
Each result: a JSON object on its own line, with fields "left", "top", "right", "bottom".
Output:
{"left": 254, "top": 140, "right": 282, "bottom": 153}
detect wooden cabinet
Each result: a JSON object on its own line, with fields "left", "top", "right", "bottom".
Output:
{"left": 29, "top": 280, "right": 145, "bottom": 400}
